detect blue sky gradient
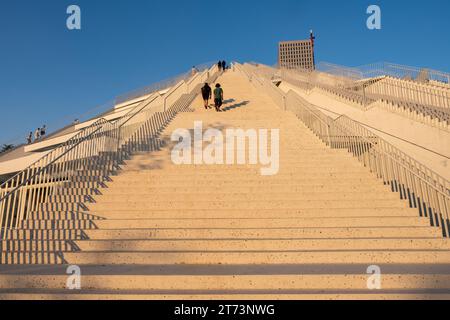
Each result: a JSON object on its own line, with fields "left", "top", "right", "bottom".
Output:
{"left": 1, "top": 0, "right": 449, "bottom": 144}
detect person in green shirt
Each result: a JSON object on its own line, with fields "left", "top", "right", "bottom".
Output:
{"left": 214, "top": 83, "right": 224, "bottom": 112}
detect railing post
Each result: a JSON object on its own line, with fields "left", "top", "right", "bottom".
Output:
{"left": 363, "top": 84, "right": 367, "bottom": 109}
{"left": 116, "top": 126, "right": 122, "bottom": 156}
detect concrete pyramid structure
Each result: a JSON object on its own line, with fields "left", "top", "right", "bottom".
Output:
{"left": 0, "top": 66, "right": 449, "bottom": 299}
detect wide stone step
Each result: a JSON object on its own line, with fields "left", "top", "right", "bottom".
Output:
{"left": 129, "top": 141, "right": 327, "bottom": 149}
{"left": 140, "top": 149, "right": 339, "bottom": 155}
{"left": 71, "top": 207, "right": 419, "bottom": 219}
{"left": 4, "top": 237, "right": 449, "bottom": 253}
{"left": 20, "top": 216, "right": 426, "bottom": 230}
{"left": 2, "top": 274, "right": 450, "bottom": 291}
{"left": 38, "top": 197, "right": 411, "bottom": 213}
{"left": 63, "top": 250, "right": 450, "bottom": 265}
{"left": 133, "top": 149, "right": 351, "bottom": 158}
{"left": 92, "top": 192, "right": 400, "bottom": 203}
{"left": 1, "top": 292, "right": 449, "bottom": 300}
{"left": 82, "top": 226, "right": 442, "bottom": 240}
{"left": 88, "top": 199, "right": 408, "bottom": 210}
{"left": 120, "top": 161, "right": 363, "bottom": 170}
{"left": 76, "top": 238, "right": 450, "bottom": 252}
{"left": 119, "top": 164, "right": 366, "bottom": 173}
{"left": 126, "top": 155, "right": 360, "bottom": 164}
{"left": 100, "top": 184, "right": 392, "bottom": 195}
{"left": 110, "top": 172, "right": 376, "bottom": 180}
{"left": 107, "top": 177, "right": 381, "bottom": 188}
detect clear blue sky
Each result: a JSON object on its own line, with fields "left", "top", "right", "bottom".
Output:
{"left": 1, "top": 0, "right": 449, "bottom": 145}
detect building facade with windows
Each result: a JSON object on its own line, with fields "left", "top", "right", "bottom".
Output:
{"left": 278, "top": 39, "right": 315, "bottom": 70}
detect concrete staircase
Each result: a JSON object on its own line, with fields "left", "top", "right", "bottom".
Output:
{"left": 1, "top": 70, "right": 450, "bottom": 299}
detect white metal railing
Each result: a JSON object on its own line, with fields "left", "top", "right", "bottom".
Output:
{"left": 0, "top": 64, "right": 218, "bottom": 238}
{"left": 357, "top": 62, "right": 450, "bottom": 84}
{"left": 365, "top": 76, "right": 450, "bottom": 109}
{"left": 268, "top": 63, "right": 450, "bottom": 128}
{"left": 236, "top": 62, "right": 450, "bottom": 237}
{"left": 316, "top": 61, "right": 450, "bottom": 85}
{"left": 283, "top": 61, "right": 450, "bottom": 107}
{"left": 316, "top": 62, "right": 363, "bottom": 80}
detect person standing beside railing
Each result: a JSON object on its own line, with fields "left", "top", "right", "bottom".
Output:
{"left": 26, "top": 132, "right": 32, "bottom": 144}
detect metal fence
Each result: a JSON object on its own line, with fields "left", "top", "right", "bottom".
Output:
{"left": 236, "top": 62, "right": 450, "bottom": 237}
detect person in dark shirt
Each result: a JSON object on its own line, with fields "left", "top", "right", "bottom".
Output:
{"left": 221, "top": 60, "right": 226, "bottom": 72}
{"left": 218, "top": 61, "right": 222, "bottom": 71}
{"left": 201, "top": 83, "right": 212, "bottom": 109}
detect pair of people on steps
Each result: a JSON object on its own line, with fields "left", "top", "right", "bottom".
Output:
{"left": 217, "top": 60, "right": 226, "bottom": 72}
{"left": 201, "top": 83, "right": 224, "bottom": 112}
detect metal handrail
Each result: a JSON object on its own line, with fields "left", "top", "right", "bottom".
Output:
{"left": 0, "top": 63, "right": 211, "bottom": 192}
{"left": 0, "top": 125, "right": 106, "bottom": 199}
{"left": 0, "top": 92, "right": 159, "bottom": 193}
{"left": 163, "top": 80, "right": 188, "bottom": 112}
{"left": 113, "top": 62, "right": 215, "bottom": 107}
{"left": 237, "top": 62, "right": 450, "bottom": 237}
{"left": 114, "top": 71, "right": 191, "bottom": 105}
